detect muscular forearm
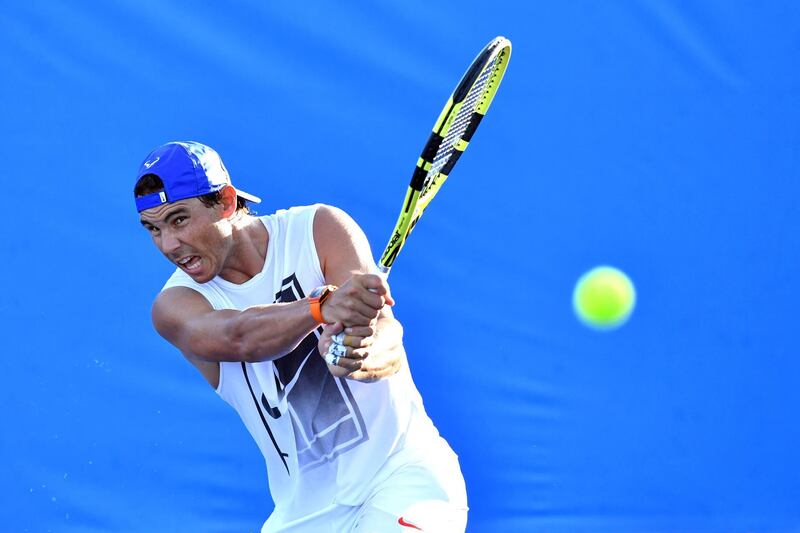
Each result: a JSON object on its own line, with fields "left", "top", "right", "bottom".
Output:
{"left": 168, "top": 299, "right": 319, "bottom": 363}
{"left": 224, "top": 301, "right": 319, "bottom": 362}
{"left": 218, "top": 275, "right": 387, "bottom": 362}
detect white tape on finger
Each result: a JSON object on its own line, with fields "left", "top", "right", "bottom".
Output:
{"left": 324, "top": 342, "right": 347, "bottom": 366}
{"left": 324, "top": 344, "right": 339, "bottom": 366}
{"left": 332, "top": 332, "right": 346, "bottom": 345}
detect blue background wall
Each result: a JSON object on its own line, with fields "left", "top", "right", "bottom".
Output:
{"left": 1, "top": 2, "right": 798, "bottom": 532}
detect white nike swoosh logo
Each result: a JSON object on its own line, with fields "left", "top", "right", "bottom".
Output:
{"left": 144, "top": 157, "right": 160, "bottom": 169}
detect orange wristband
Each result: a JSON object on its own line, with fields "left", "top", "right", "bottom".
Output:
{"left": 308, "top": 285, "right": 336, "bottom": 324}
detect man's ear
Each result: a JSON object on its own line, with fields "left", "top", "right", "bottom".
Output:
{"left": 220, "top": 185, "right": 238, "bottom": 218}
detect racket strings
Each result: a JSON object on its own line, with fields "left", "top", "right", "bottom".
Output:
{"left": 422, "top": 55, "right": 500, "bottom": 196}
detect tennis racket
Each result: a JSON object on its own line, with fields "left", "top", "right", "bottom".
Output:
{"left": 377, "top": 36, "right": 512, "bottom": 275}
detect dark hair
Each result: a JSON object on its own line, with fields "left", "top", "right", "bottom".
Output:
{"left": 134, "top": 173, "right": 251, "bottom": 213}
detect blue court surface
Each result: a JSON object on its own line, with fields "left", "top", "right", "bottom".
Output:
{"left": 1, "top": 2, "right": 798, "bottom": 532}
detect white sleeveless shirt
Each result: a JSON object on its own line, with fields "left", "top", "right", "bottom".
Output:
{"left": 161, "top": 205, "right": 451, "bottom": 526}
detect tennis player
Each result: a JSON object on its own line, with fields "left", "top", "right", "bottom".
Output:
{"left": 134, "top": 141, "right": 467, "bottom": 532}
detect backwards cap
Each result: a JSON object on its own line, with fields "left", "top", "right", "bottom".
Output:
{"left": 134, "top": 141, "right": 261, "bottom": 212}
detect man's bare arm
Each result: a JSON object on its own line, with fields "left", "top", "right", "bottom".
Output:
{"left": 152, "top": 287, "right": 320, "bottom": 363}
{"left": 313, "top": 205, "right": 404, "bottom": 380}
{"left": 152, "top": 273, "right": 387, "bottom": 363}
{"left": 314, "top": 205, "right": 394, "bottom": 318}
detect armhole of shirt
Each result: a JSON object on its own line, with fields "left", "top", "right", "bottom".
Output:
{"left": 308, "top": 204, "right": 325, "bottom": 283}
{"left": 215, "top": 361, "right": 227, "bottom": 396}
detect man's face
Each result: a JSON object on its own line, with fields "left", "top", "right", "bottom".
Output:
{"left": 139, "top": 197, "right": 232, "bottom": 283}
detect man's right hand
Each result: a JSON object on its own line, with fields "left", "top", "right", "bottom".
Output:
{"left": 321, "top": 273, "right": 394, "bottom": 327}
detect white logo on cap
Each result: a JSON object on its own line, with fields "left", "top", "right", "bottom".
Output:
{"left": 159, "top": 192, "right": 167, "bottom": 203}
{"left": 144, "top": 157, "right": 160, "bottom": 169}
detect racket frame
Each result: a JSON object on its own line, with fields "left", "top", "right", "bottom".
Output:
{"left": 377, "top": 36, "right": 512, "bottom": 275}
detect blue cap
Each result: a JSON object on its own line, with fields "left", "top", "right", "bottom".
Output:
{"left": 134, "top": 141, "right": 261, "bottom": 212}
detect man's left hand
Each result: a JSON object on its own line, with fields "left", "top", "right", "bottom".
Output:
{"left": 318, "top": 322, "right": 402, "bottom": 381}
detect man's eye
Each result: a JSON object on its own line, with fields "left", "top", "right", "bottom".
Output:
{"left": 174, "top": 216, "right": 188, "bottom": 225}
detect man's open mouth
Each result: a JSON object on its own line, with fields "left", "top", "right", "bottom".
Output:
{"left": 178, "top": 256, "right": 202, "bottom": 272}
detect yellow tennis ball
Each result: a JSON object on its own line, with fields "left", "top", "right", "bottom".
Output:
{"left": 573, "top": 266, "right": 636, "bottom": 330}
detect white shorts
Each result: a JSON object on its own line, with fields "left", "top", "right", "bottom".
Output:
{"left": 262, "top": 452, "right": 468, "bottom": 533}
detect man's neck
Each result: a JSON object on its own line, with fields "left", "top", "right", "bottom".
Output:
{"left": 217, "top": 213, "right": 269, "bottom": 284}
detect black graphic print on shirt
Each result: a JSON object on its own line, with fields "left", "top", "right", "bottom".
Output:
{"left": 243, "top": 273, "right": 369, "bottom": 474}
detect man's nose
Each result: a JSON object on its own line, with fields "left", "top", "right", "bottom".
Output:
{"left": 159, "top": 229, "right": 181, "bottom": 254}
